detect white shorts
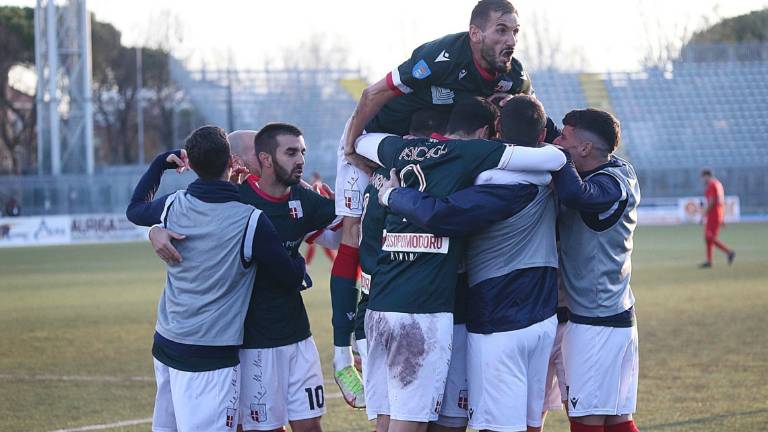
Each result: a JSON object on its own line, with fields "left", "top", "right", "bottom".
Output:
{"left": 364, "top": 310, "right": 453, "bottom": 422}
{"left": 152, "top": 358, "right": 240, "bottom": 432}
{"left": 467, "top": 315, "right": 557, "bottom": 431}
{"left": 561, "top": 322, "right": 639, "bottom": 417}
{"left": 543, "top": 322, "right": 567, "bottom": 412}
{"left": 354, "top": 337, "right": 376, "bottom": 421}
{"left": 239, "top": 337, "right": 325, "bottom": 430}
{"left": 436, "top": 324, "right": 469, "bottom": 425}
{"left": 335, "top": 120, "right": 370, "bottom": 217}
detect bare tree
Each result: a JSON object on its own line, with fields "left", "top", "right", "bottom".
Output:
{"left": 279, "top": 33, "right": 354, "bottom": 71}
{"left": 512, "top": 11, "right": 588, "bottom": 72}
{"left": 637, "top": 0, "right": 722, "bottom": 69}
{"left": 91, "top": 11, "right": 186, "bottom": 165}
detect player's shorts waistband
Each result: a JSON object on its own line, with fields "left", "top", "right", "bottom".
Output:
{"left": 568, "top": 306, "right": 635, "bottom": 328}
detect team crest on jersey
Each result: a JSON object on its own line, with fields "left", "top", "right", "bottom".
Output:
{"left": 225, "top": 407, "right": 237, "bottom": 428}
{"left": 250, "top": 403, "right": 267, "bottom": 422}
{"left": 494, "top": 80, "right": 514, "bottom": 92}
{"left": 344, "top": 190, "right": 362, "bottom": 210}
{"left": 288, "top": 200, "right": 303, "bottom": 219}
{"left": 431, "top": 86, "right": 454, "bottom": 105}
{"left": 458, "top": 390, "right": 468, "bottom": 410}
{"left": 412, "top": 60, "right": 431, "bottom": 80}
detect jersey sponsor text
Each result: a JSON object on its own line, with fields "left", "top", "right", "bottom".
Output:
{"left": 398, "top": 144, "right": 448, "bottom": 162}
{"left": 382, "top": 232, "right": 449, "bottom": 254}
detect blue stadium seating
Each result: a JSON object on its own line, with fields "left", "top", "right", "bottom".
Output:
{"left": 605, "top": 62, "right": 768, "bottom": 170}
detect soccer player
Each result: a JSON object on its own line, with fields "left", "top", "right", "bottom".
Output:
{"left": 540, "top": 281, "right": 569, "bottom": 429}
{"left": 305, "top": 172, "right": 337, "bottom": 265}
{"left": 126, "top": 126, "right": 306, "bottom": 432}
{"left": 699, "top": 168, "right": 735, "bottom": 268}
{"left": 330, "top": 0, "right": 537, "bottom": 394}
{"left": 228, "top": 130, "right": 261, "bottom": 177}
{"left": 351, "top": 97, "right": 565, "bottom": 432}
{"left": 406, "top": 108, "right": 450, "bottom": 139}
{"left": 353, "top": 108, "right": 449, "bottom": 423}
{"left": 374, "top": 96, "right": 561, "bottom": 432}
{"left": 354, "top": 165, "right": 390, "bottom": 421}
{"left": 236, "top": 124, "right": 341, "bottom": 432}
{"left": 146, "top": 124, "right": 343, "bottom": 430}
{"left": 552, "top": 109, "right": 641, "bottom": 432}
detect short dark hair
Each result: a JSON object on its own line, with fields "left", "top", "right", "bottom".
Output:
{"left": 409, "top": 109, "right": 449, "bottom": 138}
{"left": 254, "top": 123, "right": 303, "bottom": 164}
{"left": 470, "top": 0, "right": 517, "bottom": 29}
{"left": 562, "top": 109, "right": 621, "bottom": 156}
{"left": 701, "top": 168, "right": 713, "bottom": 177}
{"left": 184, "top": 125, "right": 230, "bottom": 180}
{"left": 446, "top": 97, "right": 499, "bottom": 137}
{"left": 500, "top": 95, "right": 547, "bottom": 146}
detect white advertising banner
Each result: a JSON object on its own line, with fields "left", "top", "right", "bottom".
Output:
{"left": 0, "top": 213, "right": 148, "bottom": 248}
{"left": 70, "top": 213, "right": 149, "bottom": 243}
{"left": 677, "top": 196, "right": 741, "bottom": 224}
{"left": 637, "top": 205, "right": 680, "bottom": 225}
{"left": 0, "top": 216, "right": 71, "bottom": 247}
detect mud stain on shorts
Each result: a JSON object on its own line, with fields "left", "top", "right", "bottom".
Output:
{"left": 388, "top": 317, "right": 428, "bottom": 388}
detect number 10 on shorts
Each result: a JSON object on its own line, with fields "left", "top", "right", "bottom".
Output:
{"left": 305, "top": 385, "right": 325, "bottom": 410}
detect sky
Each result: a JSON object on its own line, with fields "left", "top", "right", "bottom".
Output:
{"left": 5, "top": 0, "right": 768, "bottom": 79}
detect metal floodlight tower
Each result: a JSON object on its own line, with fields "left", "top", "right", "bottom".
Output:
{"left": 34, "top": 0, "right": 94, "bottom": 175}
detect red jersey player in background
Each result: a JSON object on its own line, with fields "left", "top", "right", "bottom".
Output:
{"left": 306, "top": 172, "right": 337, "bottom": 265}
{"left": 700, "top": 168, "right": 735, "bottom": 268}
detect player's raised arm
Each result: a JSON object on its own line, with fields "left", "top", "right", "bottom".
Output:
{"left": 244, "top": 211, "right": 307, "bottom": 290}
{"left": 343, "top": 78, "right": 398, "bottom": 159}
{"left": 126, "top": 150, "right": 188, "bottom": 227}
{"left": 343, "top": 38, "right": 456, "bottom": 160}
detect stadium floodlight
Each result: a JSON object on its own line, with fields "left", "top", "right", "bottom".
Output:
{"left": 34, "top": 0, "right": 94, "bottom": 175}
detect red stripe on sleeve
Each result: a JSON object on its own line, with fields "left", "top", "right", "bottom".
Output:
{"left": 386, "top": 72, "right": 405, "bottom": 96}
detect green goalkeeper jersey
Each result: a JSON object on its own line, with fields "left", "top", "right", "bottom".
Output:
{"left": 364, "top": 135, "right": 508, "bottom": 314}
{"left": 366, "top": 31, "right": 532, "bottom": 136}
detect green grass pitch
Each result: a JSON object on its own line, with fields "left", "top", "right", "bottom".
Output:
{"left": 1, "top": 223, "right": 767, "bottom": 431}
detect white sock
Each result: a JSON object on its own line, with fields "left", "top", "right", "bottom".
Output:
{"left": 333, "top": 345, "right": 353, "bottom": 372}
{"left": 355, "top": 338, "right": 368, "bottom": 371}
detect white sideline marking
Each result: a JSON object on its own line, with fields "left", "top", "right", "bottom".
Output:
{"left": 49, "top": 418, "right": 152, "bottom": 432}
{"left": 3, "top": 375, "right": 346, "bottom": 385}
{"left": 47, "top": 392, "right": 343, "bottom": 431}
{"left": 0, "top": 373, "right": 153, "bottom": 383}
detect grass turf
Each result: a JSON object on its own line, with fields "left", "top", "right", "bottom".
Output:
{"left": 1, "top": 223, "right": 766, "bottom": 431}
